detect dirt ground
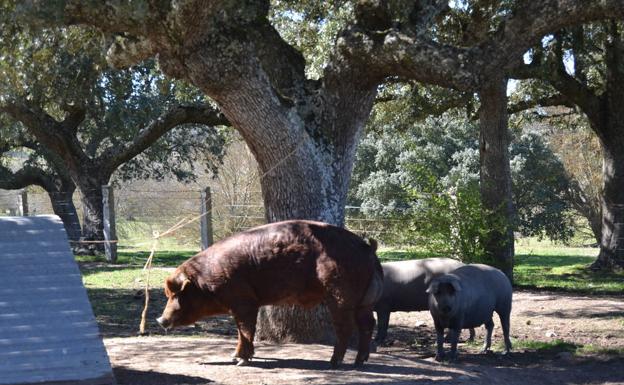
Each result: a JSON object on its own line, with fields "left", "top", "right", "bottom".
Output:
{"left": 105, "top": 290, "right": 624, "bottom": 385}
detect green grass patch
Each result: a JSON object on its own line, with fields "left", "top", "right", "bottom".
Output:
{"left": 379, "top": 240, "right": 624, "bottom": 294}
{"left": 75, "top": 249, "right": 197, "bottom": 267}
{"left": 512, "top": 339, "right": 580, "bottom": 353}
{"left": 79, "top": 264, "right": 172, "bottom": 337}
{"left": 498, "top": 339, "right": 624, "bottom": 358}
{"left": 75, "top": 245, "right": 198, "bottom": 336}
{"left": 577, "top": 345, "right": 624, "bottom": 356}
{"left": 514, "top": 246, "right": 624, "bottom": 294}
{"left": 81, "top": 266, "right": 172, "bottom": 288}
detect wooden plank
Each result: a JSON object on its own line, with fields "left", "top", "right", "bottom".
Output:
{"left": 0, "top": 333, "right": 104, "bottom": 349}
{"left": 0, "top": 321, "right": 99, "bottom": 336}
{"left": 0, "top": 285, "right": 91, "bottom": 296}
{"left": 0, "top": 251, "right": 75, "bottom": 261}
{"left": 0, "top": 229, "right": 66, "bottom": 241}
{"left": 1, "top": 370, "right": 113, "bottom": 385}
{"left": 0, "top": 242, "right": 72, "bottom": 254}
{"left": 0, "top": 216, "right": 114, "bottom": 385}
{"left": 0, "top": 318, "right": 98, "bottom": 332}
{"left": 5, "top": 262, "right": 82, "bottom": 273}
{"left": 0, "top": 345, "right": 109, "bottom": 365}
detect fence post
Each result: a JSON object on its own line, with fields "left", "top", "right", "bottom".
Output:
{"left": 17, "top": 190, "right": 29, "bottom": 216}
{"left": 200, "top": 187, "right": 213, "bottom": 250}
{"left": 102, "top": 185, "right": 118, "bottom": 263}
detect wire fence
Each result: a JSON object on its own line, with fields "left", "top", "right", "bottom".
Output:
{"left": 0, "top": 186, "right": 406, "bottom": 253}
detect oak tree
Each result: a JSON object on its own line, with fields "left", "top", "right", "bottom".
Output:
{"left": 17, "top": 0, "right": 624, "bottom": 340}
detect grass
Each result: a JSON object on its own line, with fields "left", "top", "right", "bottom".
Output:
{"left": 377, "top": 239, "right": 624, "bottom": 294}
{"left": 76, "top": 248, "right": 197, "bottom": 267}
{"left": 515, "top": 239, "right": 624, "bottom": 294}
{"left": 490, "top": 339, "right": 624, "bottom": 357}
{"left": 77, "top": 246, "right": 197, "bottom": 336}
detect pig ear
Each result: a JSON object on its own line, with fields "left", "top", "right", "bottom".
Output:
{"left": 426, "top": 280, "right": 439, "bottom": 294}
{"left": 451, "top": 280, "right": 462, "bottom": 292}
{"left": 166, "top": 273, "right": 191, "bottom": 294}
{"left": 180, "top": 278, "right": 192, "bottom": 292}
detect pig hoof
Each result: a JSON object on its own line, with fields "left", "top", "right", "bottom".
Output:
{"left": 480, "top": 349, "right": 493, "bottom": 355}
{"left": 236, "top": 358, "right": 250, "bottom": 366}
{"left": 435, "top": 353, "right": 445, "bottom": 362}
{"left": 329, "top": 359, "right": 341, "bottom": 369}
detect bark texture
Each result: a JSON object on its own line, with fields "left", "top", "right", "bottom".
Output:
{"left": 48, "top": 188, "right": 82, "bottom": 242}
{"left": 478, "top": 76, "right": 515, "bottom": 281}
{"left": 595, "top": 142, "right": 624, "bottom": 270}
{"left": 592, "top": 25, "right": 624, "bottom": 270}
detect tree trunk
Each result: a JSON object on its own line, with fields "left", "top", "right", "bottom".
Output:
{"left": 205, "top": 71, "right": 377, "bottom": 343}
{"left": 253, "top": 141, "right": 353, "bottom": 344}
{"left": 591, "top": 134, "right": 624, "bottom": 271}
{"left": 76, "top": 175, "right": 110, "bottom": 253}
{"left": 586, "top": 207, "right": 603, "bottom": 246}
{"left": 48, "top": 189, "right": 82, "bottom": 242}
{"left": 590, "top": 27, "right": 624, "bottom": 271}
{"left": 251, "top": 109, "right": 373, "bottom": 344}
{"left": 478, "top": 76, "right": 515, "bottom": 281}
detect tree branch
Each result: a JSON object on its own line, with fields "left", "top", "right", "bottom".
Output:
{"left": 17, "top": 0, "right": 160, "bottom": 36}
{"left": 98, "top": 103, "right": 229, "bottom": 173}
{"left": 61, "top": 105, "right": 87, "bottom": 133}
{"left": 0, "top": 100, "right": 90, "bottom": 164}
{"left": 491, "top": 0, "right": 624, "bottom": 73}
{"left": 510, "top": 58, "right": 601, "bottom": 122}
{"left": 508, "top": 94, "right": 575, "bottom": 115}
{"left": 335, "top": 26, "right": 476, "bottom": 91}
{"left": 0, "top": 162, "right": 56, "bottom": 191}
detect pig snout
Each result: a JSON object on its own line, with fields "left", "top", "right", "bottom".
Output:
{"left": 156, "top": 316, "right": 172, "bottom": 330}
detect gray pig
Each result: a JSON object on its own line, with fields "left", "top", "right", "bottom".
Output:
{"left": 427, "top": 264, "right": 512, "bottom": 361}
{"left": 374, "top": 258, "right": 475, "bottom": 343}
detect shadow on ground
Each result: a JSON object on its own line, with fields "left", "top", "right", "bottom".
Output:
{"left": 114, "top": 366, "right": 212, "bottom": 385}
{"left": 106, "top": 335, "right": 624, "bottom": 385}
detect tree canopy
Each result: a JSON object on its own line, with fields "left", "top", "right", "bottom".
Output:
{"left": 0, "top": 18, "right": 228, "bottom": 248}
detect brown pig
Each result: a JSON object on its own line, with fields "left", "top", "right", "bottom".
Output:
{"left": 157, "top": 220, "right": 383, "bottom": 368}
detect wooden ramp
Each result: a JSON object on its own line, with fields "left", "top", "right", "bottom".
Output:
{"left": 0, "top": 215, "right": 114, "bottom": 385}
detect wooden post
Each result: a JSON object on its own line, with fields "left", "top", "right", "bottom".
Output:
{"left": 200, "top": 187, "right": 213, "bottom": 250}
{"left": 17, "top": 190, "right": 29, "bottom": 216}
{"left": 102, "top": 185, "right": 118, "bottom": 263}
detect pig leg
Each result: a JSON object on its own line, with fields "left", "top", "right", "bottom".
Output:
{"left": 231, "top": 329, "right": 243, "bottom": 363}
{"left": 355, "top": 307, "right": 376, "bottom": 367}
{"left": 447, "top": 327, "right": 460, "bottom": 361}
{"left": 480, "top": 318, "right": 494, "bottom": 354}
{"left": 468, "top": 328, "right": 475, "bottom": 342}
{"left": 327, "top": 302, "right": 355, "bottom": 369}
{"left": 433, "top": 319, "right": 446, "bottom": 362}
{"left": 232, "top": 305, "right": 259, "bottom": 366}
{"left": 374, "top": 309, "right": 390, "bottom": 343}
{"left": 498, "top": 310, "right": 512, "bottom": 354}
{"left": 447, "top": 328, "right": 475, "bottom": 343}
